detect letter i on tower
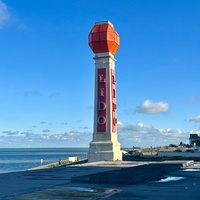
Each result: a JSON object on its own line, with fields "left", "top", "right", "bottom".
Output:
{"left": 87, "top": 21, "right": 122, "bottom": 162}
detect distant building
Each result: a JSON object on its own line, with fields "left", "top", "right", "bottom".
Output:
{"left": 189, "top": 134, "right": 200, "bottom": 146}
{"left": 179, "top": 141, "right": 184, "bottom": 147}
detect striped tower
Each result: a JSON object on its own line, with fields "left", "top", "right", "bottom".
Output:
{"left": 87, "top": 21, "right": 122, "bottom": 162}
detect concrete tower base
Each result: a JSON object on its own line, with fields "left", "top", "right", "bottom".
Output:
{"left": 88, "top": 141, "right": 122, "bottom": 162}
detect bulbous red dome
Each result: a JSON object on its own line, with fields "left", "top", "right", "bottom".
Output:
{"left": 88, "top": 21, "right": 120, "bottom": 55}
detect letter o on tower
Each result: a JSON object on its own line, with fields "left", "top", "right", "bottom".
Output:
{"left": 97, "top": 116, "right": 106, "bottom": 124}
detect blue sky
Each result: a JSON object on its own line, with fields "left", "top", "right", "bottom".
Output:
{"left": 0, "top": 0, "right": 200, "bottom": 148}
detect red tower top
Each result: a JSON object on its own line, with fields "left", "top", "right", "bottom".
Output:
{"left": 88, "top": 21, "right": 120, "bottom": 55}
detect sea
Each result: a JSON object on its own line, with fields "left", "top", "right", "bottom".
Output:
{"left": 0, "top": 148, "right": 88, "bottom": 174}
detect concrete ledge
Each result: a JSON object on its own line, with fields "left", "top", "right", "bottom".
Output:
{"left": 71, "top": 163, "right": 182, "bottom": 185}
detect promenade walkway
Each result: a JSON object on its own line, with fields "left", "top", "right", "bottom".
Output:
{"left": 0, "top": 161, "right": 200, "bottom": 200}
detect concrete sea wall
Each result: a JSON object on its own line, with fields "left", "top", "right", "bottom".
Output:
{"left": 157, "top": 151, "right": 200, "bottom": 157}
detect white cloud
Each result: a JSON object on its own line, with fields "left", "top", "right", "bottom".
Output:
{"left": 158, "top": 128, "right": 182, "bottom": 137}
{"left": 20, "top": 131, "right": 33, "bottom": 137}
{"left": 65, "top": 130, "right": 80, "bottom": 136}
{"left": 0, "top": 122, "right": 191, "bottom": 148}
{"left": 189, "top": 130, "right": 200, "bottom": 134}
{"left": 117, "top": 120, "right": 123, "bottom": 127}
{"left": 41, "top": 134, "right": 50, "bottom": 140}
{"left": 117, "top": 122, "right": 187, "bottom": 147}
{"left": 189, "top": 115, "right": 200, "bottom": 123}
{"left": 0, "top": 0, "right": 10, "bottom": 28}
{"left": 0, "top": 129, "right": 92, "bottom": 147}
{"left": 136, "top": 99, "right": 169, "bottom": 114}
{"left": 2, "top": 130, "right": 19, "bottom": 135}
